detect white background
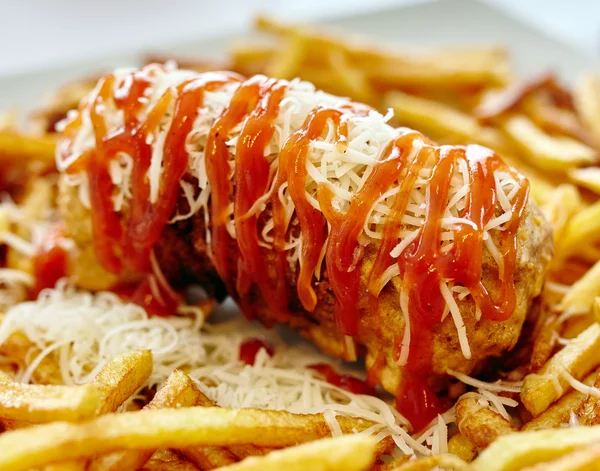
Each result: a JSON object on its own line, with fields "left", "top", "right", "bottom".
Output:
{"left": 0, "top": 0, "right": 598, "bottom": 78}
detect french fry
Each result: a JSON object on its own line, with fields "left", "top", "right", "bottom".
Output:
{"left": 0, "top": 381, "right": 103, "bottom": 423}
{"left": 540, "top": 184, "right": 582, "bottom": 243}
{"left": 140, "top": 450, "right": 199, "bottom": 471}
{"left": 385, "top": 90, "right": 506, "bottom": 150}
{"left": 574, "top": 370, "right": 600, "bottom": 426}
{"left": 92, "top": 350, "right": 153, "bottom": 414}
{"left": 0, "top": 131, "right": 56, "bottom": 166}
{"left": 569, "top": 167, "right": 600, "bottom": 195}
{"left": 471, "top": 426, "right": 600, "bottom": 471}
{"left": 375, "top": 456, "right": 411, "bottom": 471}
{"left": 520, "top": 441, "right": 600, "bottom": 471}
{"left": 522, "top": 94, "right": 597, "bottom": 148}
{"left": 0, "top": 330, "right": 62, "bottom": 385}
{"left": 88, "top": 369, "right": 203, "bottom": 471}
{"left": 0, "top": 406, "right": 383, "bottom": 470}
{"left": 557, "top": 200, "right": 600, "bottom": 261}
{"left": 560, "top": 260, "right": 600, "bottom": 314}
{"left": 390, "top": 454, "right": 470, "bottom": 471}
{"left": 573, "top": 73, "right": 600, "bottom": 146}
{"left": 28, "top": 78, "right": 97, "bottom": 134}
{"left": 502, "top": 115, "right": 597, "bottom": 172}
{"left": 183, "top": 387, "right": 268, "bottom": 462}
{"left": 216, "top": 435, "right": 376, "bottom": 471}
{"left": 256, "top": 16, "right": 511, "bottom": 88}
{"left": 475, "top": 71, "right": 556, "bottom": 120}
{"left": 456, "top": 394, "right": 516, "bottom": 448}
{"left": 264, "top": 33, "right": 306, "bottom": 80}
{"left": 447, "top": 433, "right": 478, "bottom": 462}
{"left": 521, "top": 323, "right": 600, "bottom": 416}
{"left": 179, "top": 445, "right": 237, "bottom": 470}
{"left": 522, "top": 371, "right": 597, "bottom": 431}
{"left": 42, "top": 462, "right": 87, "bottom": 471}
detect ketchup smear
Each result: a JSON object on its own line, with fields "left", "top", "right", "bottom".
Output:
{"left": 309, "top": 363, "right": 376, "bottom": 396}
{"left": 32, "top": 226, "right": 69, "bottom": 297}
{"left": 239, "top": 338, "right": 275, "bottom": 365}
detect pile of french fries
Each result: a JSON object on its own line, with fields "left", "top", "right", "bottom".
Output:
{"left": 2, "top": 14, "right": 600, "bottom": 471}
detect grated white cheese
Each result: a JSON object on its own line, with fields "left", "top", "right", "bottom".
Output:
{"left": 560, "top": 369, "right": 600, "bottom": 398}
{"left": 0, "top": 281, "right": 455, "bottom": 457}
{"left": 447, "top": 369, "right": 523, "bottom": 393}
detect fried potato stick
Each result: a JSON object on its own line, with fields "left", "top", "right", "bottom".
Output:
{"left": 88, "top": 369, "right": 203, "bottom": 471}
{"left": 0, "top": 406, "right": 386, "bottom": 470}
{"left": 456, "top": 394, "right": 516, "bottom": 448}
{"left": 447, "top": 432, "right": 478, "bottom": 462}
{"left": 0, "top": 329, "right": 62, "bottom": 385}
{"left": 389, "top": 454, "right": 470, "bottom": 471}
{"left": 0, "top": 381, "right": 103, "bottom": 423}
{"left": 502, "top": 115, "right": 597, "bottom": 173}
{"left": 521, "top": 323, "right": 600, "bottom": 416}
{"left": 520, "top": 441, "right": 600, "bottom": 471}
{"left": 92, "top": 350, "right": 153, "bottom": 414}
{"left": 141, "top": 450, "right": 199, "bottom": 471}
{"left": 472, "top": 426, "right": 600, "bottom": 471}
{"left": 216, "top": 435, "right": 376, "bottom": 471}
{"left": 560, "top": 260, "right": 600, "bottom": 315}
{"left": 522, "top": 371, "right": 597, "bottom": 431}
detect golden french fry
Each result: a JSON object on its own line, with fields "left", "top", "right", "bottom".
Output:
{"left": 42, "top": 462, "right": 87, "bottom": 471}
{"left": 476, "top": 71, "right": 555, "bottom": 120}
{"left": 367, "top": 47, "right": 511, "bottom": 89}
{"left": 540, "top": 184, "right": 582, "bottom": 243}
{"left": 92, "top": 350, "right": 153, "bottom": 414}
{"left": 522, "top": 371, "right": 597, "bottom": 431}
{"left": 557, "top": 200, "right": 600, "bottom": 261}
{"left": 325, "top": 47, "right": 378, "bottom": 106}
{"left": 256, "top": 16, "right": 510, "bottom": 88}
{"left": 0, "top": 406, "right": 381, "bottom": 470}
{"left": 217, "top": 435, "right": 376, "bottom": 471}
{"left": 569, "top": 167, "right": 600, "bottom": 195}
{"left": 523, "top": 94, "right": 596, "bottom": 147}
{"left": 180, "top": 445, "right": 237, "bottom": 470}
{"left": 560, "top": 260, "right": 600, "bottom": 314}
{"left": 521, "top": 323, "right": 600, "bottom": 416}
{"left": 0, "top": 330, "right": 62, "bottom": 385}
{"left": 140, "top": 450, "right": 199, "bottom": 471}
{"left": 575, "top": 371, "right": 600, "bottom": 426}
{"left": 530, "top": 314, "right": 559, "bottom": 373}
{"left": 472, "top": 425, "right": 600, "bottom": 471}
{"left": 573, "top": 73, "right": 600, "bottom": 146}
{"left": 264, "top": 33, "right": 306, "bottom": 80}
{"left": 390, "top": 454, "right": 470, "bottom": 471}
{"left": 456, "top": 394, "right": 516, "bottom": 448}
{"left": 89, "top": 369, "right": 203, "bottom": 471}
{"left": 447, "top": 433, "right": 478, "bottom": 463}
{"left": 184, "top": 387, "right": 268, "bottom": 463}
{"left": 0, "top": 131, "right": 56, "bottom": 165}
{"left": 0, "top": 371, "right": 13, "bottom": 382}
{"left": 376, "top": 456, "right": 411, "bottom": 471}
{"left": 0, "top": 381, "right": 103, "bottom": 423}
{"left": 28, "top": 77, "right": 97, "bottom": 134}
{"left": 385, "top": 90, "right": 506, "bottom": 150}
{"left": 502, "top": 115, "right": 597, "bottom": 172}
{"left": 520, "top": 440, "right": 600, "bottom": 471}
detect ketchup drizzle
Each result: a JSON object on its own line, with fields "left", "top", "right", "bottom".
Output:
{"left": 58, "top": 66, "right": 530, "bottom": 430}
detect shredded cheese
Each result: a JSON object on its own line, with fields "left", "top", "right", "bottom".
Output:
{"left": 560, "top": 369, "right": 600, "bottom": 398}
{"left": 0, "top": 281, "right": 458, "bottom": 457}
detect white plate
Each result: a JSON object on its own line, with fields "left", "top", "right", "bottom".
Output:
{"left": 0, "top": 0, "right": 598, "bottom": 112}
